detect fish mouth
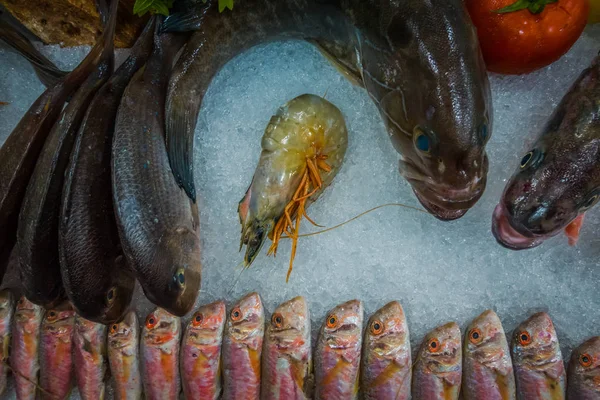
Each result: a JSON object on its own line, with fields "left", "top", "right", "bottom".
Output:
{"left": 491, "top": 203, "right": 546, "bottom": 250}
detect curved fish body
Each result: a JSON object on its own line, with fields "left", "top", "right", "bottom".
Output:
{"left": 0, "top": 290, "right": 14, "bottom": 395}
{"left": 412, "top": 322, "right": 462, "bottom": 400}
{"left": 112, "top": 30, "right": 201, "bottom": 317}
{"left": 141, "top": 308, "right": 182, "bottom": 400}
{"left": 239, "top": 94, "right": 348, "bottom": 271}
{"left": 164, "top": 0, "right": 490, "bottom": 221}
{"left": 463, "top": 310, "right": 515, "bottom": 400}
{"left": 361, "top": 301, "right": 411, "bottom": 400}
{"left": 58, "top": 18, "right": 156, "bottom": 324}
{"left": 261, "top": 296, "right": 312, "bottom": 400}
{"left": 73, "top": 316, "right": 108, "bottom": 400}
{"left": 0, "top": 0, "right": 118, "bottom": 281}
{"left": 511, "top": 312, "right": 566, "bottom": 400}
{"left": 492, "top": 55, "right": 600, "bottom": 250}
{"left": 568, "top": 336, "right": 600, "bottom": 399}
{"left": 181, "top": 300, "right": 226, "bottom": 400}
{"left": 108, "top": 311, "right": 143, "bottom": 400}
{"left": 11, "top": 296, "right": 44, "bottom": 400}
{"left": 314, "top": 299, "right": 363, "bottom": 400}
{"left": 222, "top": 292, "right": 265, "bottom": 400}
{"left": 17, "top": 0, "right": 118, "bottom": 308}
{"left": 39, "top": 301, "right": 76, "bottom": 400}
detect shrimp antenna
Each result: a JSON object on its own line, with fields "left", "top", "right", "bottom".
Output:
{"left": 322, "top": 85, "right": 331, "bottom": 99}
{"left": 2, "top": 361, "right": 55, "bottom": 397}
{"left": 227, "top": 260, "right": 247, "bottom": 296}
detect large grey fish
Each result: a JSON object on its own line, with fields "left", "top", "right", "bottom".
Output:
{"left": 568, "top": 336, "right": 600, "bottom": 399}
{"left": 73, "top": 315, "right": 108, "bottom": 400}
{"left": 163, "top": 0, "right": 491, "bottom": 221}
{"left": 16, "top": 0, "right": 118, "bottom": 307}
{"left": 59, "top": 17, "right": 156, "bottom": 324}
{"left": 492, "top": 54, "right": 600, "bottom": 249}
{"left": 463, "top": 310, "right": 515, "bottom": 400}
{"left": 108, "top": 311, "right": 143, "bottom": 400}
{"left": 0, "top": 290, "right": 14, "bottom": 396}
{"left": 510, "top": 312, "right": 566, "bottom": 400}
{"left": 112, "top": 29, "right": 200, "bottom": 317}
{"left": 0, "top": 0, "right": 117, "bottom": 282}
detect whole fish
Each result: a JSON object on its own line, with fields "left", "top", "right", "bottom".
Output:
{"left": 108, "top": 311, "right": 143, "bottom": 400}
{"left": 164, "top": 0, "right": 491, "bottom": 221}
{"left": 360, "top": 301, "right": 411, "bottom": 400}
{"left": 492, "top": 54, "right": 600, "bottom": 249}
{"left": 11, "top": 296, "right": 44, "bottom": 400}
{"left": 411, "top": 322, "right": 462, "bottom": 400}
{"left": 141, "top": 308, "right": 182, "bottom": 400}
{"left": 17, "top": 0, "right": 118, "bottom": 307}
{"left": 0, "top": 290, "right": 14, "bottom": 395}
{"left": 58, "top": 17, "right": 156, "bottom": 324}
{"left": 261, "top": 296, "right": 312, "bottom": 400}
{"left": 39, "top": 301, "right": 76, "bottom": 400}
{"left": 73, "top": 316, "right": 108, "bottom": 400}
{"left": 511, "top": 312, "right": 566, "bottom": 400}
{"left": 0, "top": 0, "right": 117, "bottom": 282}
{"left": 314, "top": 299, "right": 363, "bottom": 400}
{"left": 112, "top": 29, "right": 200, "bottom": 317}
{"left": 463, "top": 310, "right": 515, "bottom": 400}
{"left": 222, "top": 292, "right": 265, "bottom": 400}
{"left": 568, "top": 336, "right": 600, "bottom": 399}
{"left": 180, "top": 300, "right": 226, "bottom": 400}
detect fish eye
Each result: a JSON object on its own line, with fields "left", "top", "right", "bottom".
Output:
{"left": 580, "top": 353, "right": 593, "bottom": 367}
{"left": 231, "top": 307, "right": 242, "bottom": 322}
{"left": 46, "top": 311, "right": 57, "bottom": 321}
{"left": 18, "top": 298, "right": 24, "bottom": 306}
{"left": 428, "top": 338, "right": 441, "bottom": 353}
{"left": 517, "top": 331, "right": 531, "bottom": 346}
{"left": 370, "top": 320, "right": 384, "bottom": 335}
{"left": 192, "top": 312, "right": 204, "bottom": 327}
{"left": 106, "top": 287, "right": 116, "bottom": 304}
{"left": 520, "top": 152, "right": 534, "bottom": 168}
{"left": 174, "top": 269, "right": 185, "bottom": 288}
{"left": 468, "top": 328, "right": 483, "bottom": 344}
{"left": 479, "top": 123, "right": 489, "bottom": 144}
{"left": 326, "top": 315, "right": 338, "bottom": 329}
{"left": 145, "top": 314, "right": 158, "bottom": 329}
{"left": 582, "top": 194, "right": 599, "bottom": 210}
{"left": 271, "top": 313, "right": 284, "bottom": 328}
{"left": 110, "top": 324, "right": 119, "bottom": 334}
{"left": 413, "top": 126, "right": 431, "bottom": 154}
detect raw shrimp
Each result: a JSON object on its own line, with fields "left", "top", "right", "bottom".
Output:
{"left": 238, "top": 94, "right": 348, "bottom": 281}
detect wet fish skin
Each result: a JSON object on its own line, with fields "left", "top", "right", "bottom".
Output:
{"left": 412, "top": 322, "right": 462, "bottom": 400}
{"left": 141, "top": 308, "right": 182, "bottom": 400}
{"left": 222, "top": 292, "right": 265, "bottom": 400}
{"left": 261, "top": 296, "right": 312, "bottom": 400}
{"left": 314, "top": 299, "right": 363, "bottom": 400}
{"left": 73, "top": 315, "right": 108, "bottom": 400}
{"left": 463, "top": 310, "right": 515, "bottom": 400}
{"left": 0, "top": 0, "right": 118, "bottom": 284}
{"left": 492, "top": 55, "right": 600, "bottom": 250}
{"left": 511, "top": 312, "right": 566, "bottom": 400}
{"left": 39, "top": 301, "right": 76, "bottom": 400}
{"left": 108, "top": 311, "right": 143, "bottom": 400}
{"left": 568, "top": 336, "right": 600, "bottom": 399}
{"left": 59, "top": 17, "right": 156, "bottom": 325}
{"left": 11, "top": 296, "right": 44, "bottom": 400}
{"left": 112, "top": 30, "right": 201, "bottom": 317}
{"left": 0, "top": 290, "right": 14, "bottom": 395}
{"left": 180, "top": 300, "right": 226, "bottom": 400}
{"left": 17, "top": 0, "right": 118, "bottom": 308}
{"left": 361, "top": 301, "right": 411, "bottom": 400}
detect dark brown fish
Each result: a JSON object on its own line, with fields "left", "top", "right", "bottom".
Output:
{"left": 112, "top": 30, "right": 201, "bottom": 317}
{"left": 16, "top": 0, "right": 118, "bottom": 307}
{"left": 492, "top": 55, "right": 600, "bottom": 250}
{"left": 59, "top": 17, "right": 156, "bottom": 324}
{"left": 163, "top": 0, "right": 491, "bottom": 221}
{"left": 0, "top": 0, "right": 117, "bottom": 285}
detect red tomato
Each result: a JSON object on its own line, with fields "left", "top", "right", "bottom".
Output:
{"left": 466, "top": 0, "right": 590, "bottom": 74}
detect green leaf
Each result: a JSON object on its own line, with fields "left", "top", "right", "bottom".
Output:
{"left": 218, "top": 0, "right": 234, "bottom": 12}
{"left": 495, "top": 0, "right": 558, "bottom": 15}
{"left": 133, "top": 0, "right": 174, "bottom": 17}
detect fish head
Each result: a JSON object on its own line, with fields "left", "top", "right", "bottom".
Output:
{"left": 418, "top": 322, "right": 462, "bottom": 374}
{"left": 321, "top": 299, "right": 363, "bottom": 351}
{"left": 186, "top": 300, "right": 226, "bottom": 345}
{"left": 75, "top": 315, "right": 106, "bottom": 339}
{"left": 465, "top": 310, "right": 511, "bottom": 370}
{"left": 511, "top": 312, "right": 561, "bottom": 368}
{"left": 570, "top": 337, "right": 600, "bottom": 387}
{"left": 142, "top": 307, "right": 181, "bottom": 347}
{"left": 227, "top": 292, "right": 264, "bottom": 342}
{"left": 267, "top": 296, "right": 310, "bottom": 347}
{"left": 15, "top": 296, "right": 44, "bottom": 323}
{"left": 108, "top": 311, "right": 138, "bottom": 350}
{"left": 364, "top": 301, "right": 409, "bottom": 361}
{"left": 42, "top": 301, "right": 75, "bottom": 336}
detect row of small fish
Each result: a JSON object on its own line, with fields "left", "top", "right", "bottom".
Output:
{"left": 1, "top": 290, "right": 597, "bottom": 400}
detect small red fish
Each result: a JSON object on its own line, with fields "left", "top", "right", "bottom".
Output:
{"left": 565, "top": 214, "right": 585, "bottom": 246}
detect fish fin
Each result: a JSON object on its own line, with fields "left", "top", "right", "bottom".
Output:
{"left": 160, "top": 1, "right": 211, "bottom": 33}
{"left": 166, "top": 97, "right": 197, "bottom": 202}
{"left": 309, "top": 39, "right": 364, "bottom": 88}
{"left": 565, "top": 214, "right": 585, "bottom": 246}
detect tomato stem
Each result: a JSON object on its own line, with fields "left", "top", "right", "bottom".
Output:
{"left": 495, "top": 0, "right": 558, "bottom": 15}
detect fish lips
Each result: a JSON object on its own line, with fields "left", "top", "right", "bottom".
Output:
{"left": 412, "top": 182, "right": 485, "bottom": 221}
{"left": 491, "top": 203, "right": 548, "bottom": 250}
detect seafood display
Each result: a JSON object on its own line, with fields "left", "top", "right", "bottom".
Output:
{"left": 239, "top": 94, "right": 347, "bottom": 278}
